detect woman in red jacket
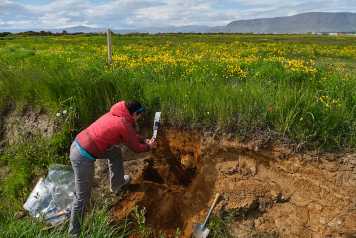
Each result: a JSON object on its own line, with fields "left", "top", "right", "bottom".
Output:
{"left": 68, "top": 100, "right": 156, "bottom": 236}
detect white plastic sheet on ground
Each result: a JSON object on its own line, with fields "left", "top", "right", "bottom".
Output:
{"left": 23, "top": 164, "right": 75, "bottom": 225}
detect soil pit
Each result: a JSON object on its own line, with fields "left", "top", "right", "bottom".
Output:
{"left": 112, "top": 130, "right": 215, "bottom": 237}
{"left": 112, "top": 129, "right": 356, "bottom": 238}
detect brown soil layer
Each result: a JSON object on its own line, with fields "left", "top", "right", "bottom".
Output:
{"left": 3, "top": 105, "right": 56, "bottom": 146}
{"left": 111, "top": 128, "right": 356, "bottom": 238}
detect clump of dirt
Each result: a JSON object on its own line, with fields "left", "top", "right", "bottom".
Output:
{"left": 111, "top": 129, "right": 356, "bottom": 238}
{"left": 3, "top": 105, "right": 56, "bottom": 145}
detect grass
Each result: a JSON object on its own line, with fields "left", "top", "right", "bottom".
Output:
{"left": 0, "top": 34, "right": 355, "bottom": 149}
{"left": 207, "top": 215, "right": 233, "bottom": 238}
{"left": 0, "top": 204, "right": 131, "bottom": 238}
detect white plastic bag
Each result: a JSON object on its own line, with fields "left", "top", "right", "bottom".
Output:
{"left": 23, "top": 164, "right": 75, "bottom": 225}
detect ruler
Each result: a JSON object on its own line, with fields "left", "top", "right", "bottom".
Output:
{"left": 152, "top": 112, "right": 161, "bottom": 139}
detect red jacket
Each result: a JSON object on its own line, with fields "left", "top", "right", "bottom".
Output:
{"left": 76, "top": 101, "right": 149, "bottom": 158}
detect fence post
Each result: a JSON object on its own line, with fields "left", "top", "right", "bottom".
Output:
{"left": 107, "top": 28, "right": 112, "bottom": 64}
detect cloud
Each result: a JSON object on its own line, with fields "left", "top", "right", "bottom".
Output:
{"left": 133, "top": 0, "right": 238, "bottom": 27}
{"left": 0, "top": 0, "right": 355, "bottom": 29}
{"left": 0, "top": 0, "right": 32, "bottom": 18}
{"left": 0, "top": 0, "right": 164, "bottom": 28}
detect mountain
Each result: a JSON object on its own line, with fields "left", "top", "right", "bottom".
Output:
{"left": 54, "top": 26, "right": 105, "bottom": 33}
{"left": 0, "top": 26, "right": 105, "bottom": 34}
{"left": 225, "top": 12, "right": 356, "bottom": 33}
{"left": 113, "top": 25, "right": 212, "bottom": 34}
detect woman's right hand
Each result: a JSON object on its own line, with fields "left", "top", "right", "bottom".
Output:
{"left": 146, "top": 138, "right": 157, "bottom": 149}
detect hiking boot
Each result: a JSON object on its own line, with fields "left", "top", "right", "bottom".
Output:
{"left": 110, "top": 175, "right": 131, "bottom": 195}
{"left": 122, "top": 174, "right": 131, "bottom": 187}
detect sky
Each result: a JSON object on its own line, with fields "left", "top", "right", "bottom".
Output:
{"left": 0, "top": 0, "right": 355, "bottom": 29}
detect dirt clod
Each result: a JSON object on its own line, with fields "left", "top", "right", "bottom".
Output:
{"left": 3, "top": 106, "right": 56, "bottom": 145}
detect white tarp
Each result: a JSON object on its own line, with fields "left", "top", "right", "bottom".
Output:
{"left": 23, "top": 164, "right": 75, "bottom": 225}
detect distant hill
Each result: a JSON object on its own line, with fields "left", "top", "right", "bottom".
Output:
{"left": 113, "top": 25, "right": 212, "bottom": 34}
{"left": 225, "top": 12, "right": 356, "bottom": 33}
{"left": 0, "top": 26, "right": 106, "bottom": 34}
{"left": 58, "top": 26, "right": 105, "bottom": 34}
{"left": 1, "top": 12, "right": 356, "bottom": 34}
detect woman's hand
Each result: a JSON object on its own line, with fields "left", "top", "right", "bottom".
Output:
{"left": 146, "top": 138, "right": 157, "bottom": 149}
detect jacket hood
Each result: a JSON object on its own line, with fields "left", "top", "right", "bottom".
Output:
{"left": 110, "top": 101, "right": 135, "bottom": 124}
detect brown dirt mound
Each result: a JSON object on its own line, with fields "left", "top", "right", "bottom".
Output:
{"left": 2, "top": 105, "right": 56, "bottom": 145}
{"left": 111, "top": 129, "right": 356, "bottom": 238}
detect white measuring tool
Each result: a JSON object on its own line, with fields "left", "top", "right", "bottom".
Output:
{"left": 152, "top": 112, "right": 161, "bottom": 139}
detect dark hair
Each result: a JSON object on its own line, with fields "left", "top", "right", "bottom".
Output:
{"left": 125, "top": 100, "right": 145, "bottom": 115}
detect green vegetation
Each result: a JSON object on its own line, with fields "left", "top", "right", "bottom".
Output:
{"left": 207, "top": 215, "right": 233, "bottom": 238}
{"left": 0, "top": 204, "right": 131, "bottom": 238}
{"left": 1, "top": 34, "right": 355, "bottom": 148}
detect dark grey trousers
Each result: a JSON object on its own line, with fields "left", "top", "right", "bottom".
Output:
{"left": 68, "top": 142, "right": 125, "bottom": 235}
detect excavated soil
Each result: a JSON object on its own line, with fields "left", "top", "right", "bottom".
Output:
{"left": 111, "top": 129, "right": 356, "bottom": 238}
{"left": 2, "top": 105, "right": 57, "bottom": 146}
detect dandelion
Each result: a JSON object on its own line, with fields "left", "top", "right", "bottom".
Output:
{"left": 318, "top": 95, "right": 341, "bottom": 109}
{"left": 225, "top": 64, "right": 247, "bottom": 78}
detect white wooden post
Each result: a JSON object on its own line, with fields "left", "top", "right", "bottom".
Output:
{"left": 107, "top": 28, "right": 112, "bottom": 64}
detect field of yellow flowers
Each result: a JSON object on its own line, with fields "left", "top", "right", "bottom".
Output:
{"left": 0, "top": 34, "right": 355, "bottom": 149}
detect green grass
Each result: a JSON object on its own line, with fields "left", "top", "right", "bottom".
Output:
{"left": 0, "top": 34, "right": 355, "bottom": 149}
{"left": 0, "top": 204, "right": 131, "bottom": 238}
{"left": 207, "top": 215, "right": 233, "bottom": 238}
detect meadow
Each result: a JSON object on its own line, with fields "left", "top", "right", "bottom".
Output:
{"left": 0, "top": 33, "right": 355, "bottom": 237}
{"left": 1, "top": 34, "right": 356, "bottom": 148}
